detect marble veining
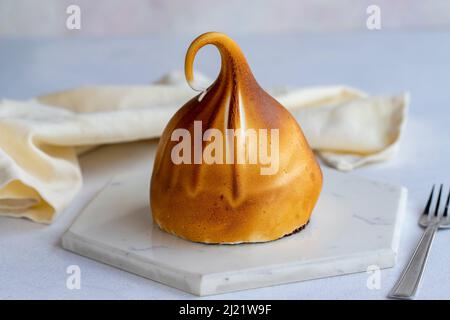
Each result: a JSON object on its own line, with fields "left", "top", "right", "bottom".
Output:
{"left": 62, "top": 167, "right": 407, "bottom": 296}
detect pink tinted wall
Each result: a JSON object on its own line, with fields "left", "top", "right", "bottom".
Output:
{"left": 1, "top": 0, "right": 450, "bottom": 37}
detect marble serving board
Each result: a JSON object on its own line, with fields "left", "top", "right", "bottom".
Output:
{"left": 62, "top": 168, "right": 407, "bottom": 296}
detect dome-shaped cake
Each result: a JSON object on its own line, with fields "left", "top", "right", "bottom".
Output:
{"left": 150, "top": 32, "right": 322, "bottom": 244}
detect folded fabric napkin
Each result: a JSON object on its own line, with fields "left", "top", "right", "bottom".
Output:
{"left": 0, "top": 71, "right": 408, "bottom": 223}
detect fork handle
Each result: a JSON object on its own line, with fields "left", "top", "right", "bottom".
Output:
{"left": 389, "top": 224, "right": 438, "bottom": 299}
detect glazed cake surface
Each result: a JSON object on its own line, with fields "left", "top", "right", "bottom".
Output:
{"left": 150, "top": 32, "right": 322, "bottom": 243}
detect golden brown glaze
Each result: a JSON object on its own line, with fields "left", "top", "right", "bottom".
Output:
{"left": 150, "top": 32, "right": 322, "bottom": 244}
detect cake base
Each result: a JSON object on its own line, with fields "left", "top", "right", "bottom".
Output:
{"left": 283, "top": 220, "right": 309, "bottom": 237}
{"left": 158, "top": 220, "right": 311, "bottom": 245}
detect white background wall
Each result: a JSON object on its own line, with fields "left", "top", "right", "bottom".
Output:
{"left": 1, "top": 0, "right": 450, "bottom": 37}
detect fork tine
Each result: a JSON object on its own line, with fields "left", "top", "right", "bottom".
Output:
{"left": 424, "top": 185, "right": 435, "bottom": 215}
{"left": 434, "top": 184, "right": 443, "bottom": 216}
{"left": 444, "top": 186, "right": 450, "bottom": 218}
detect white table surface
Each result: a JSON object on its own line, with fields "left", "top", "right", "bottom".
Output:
{"left": 1, "top": 31, "right": 450, "bottom": 300}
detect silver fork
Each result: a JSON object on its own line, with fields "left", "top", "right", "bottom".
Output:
{"left": 389, "top": 184, "right": 450, "bottom": 299}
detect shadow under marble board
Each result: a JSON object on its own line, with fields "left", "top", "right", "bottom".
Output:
{"left": 62, "top": 167, "right": 407, "bottom": 296}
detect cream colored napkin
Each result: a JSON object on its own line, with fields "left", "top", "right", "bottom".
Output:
{"left": 0, "top": 71, "right": 408, "bottom": 223}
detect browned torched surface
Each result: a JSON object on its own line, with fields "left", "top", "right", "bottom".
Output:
{"left": 150, "top": 32, "right": 322, "bottom": 244}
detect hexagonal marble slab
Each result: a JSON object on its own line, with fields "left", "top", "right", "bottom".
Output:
{"left": 62, "top": 167, "right": 407, "bottom": 296}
